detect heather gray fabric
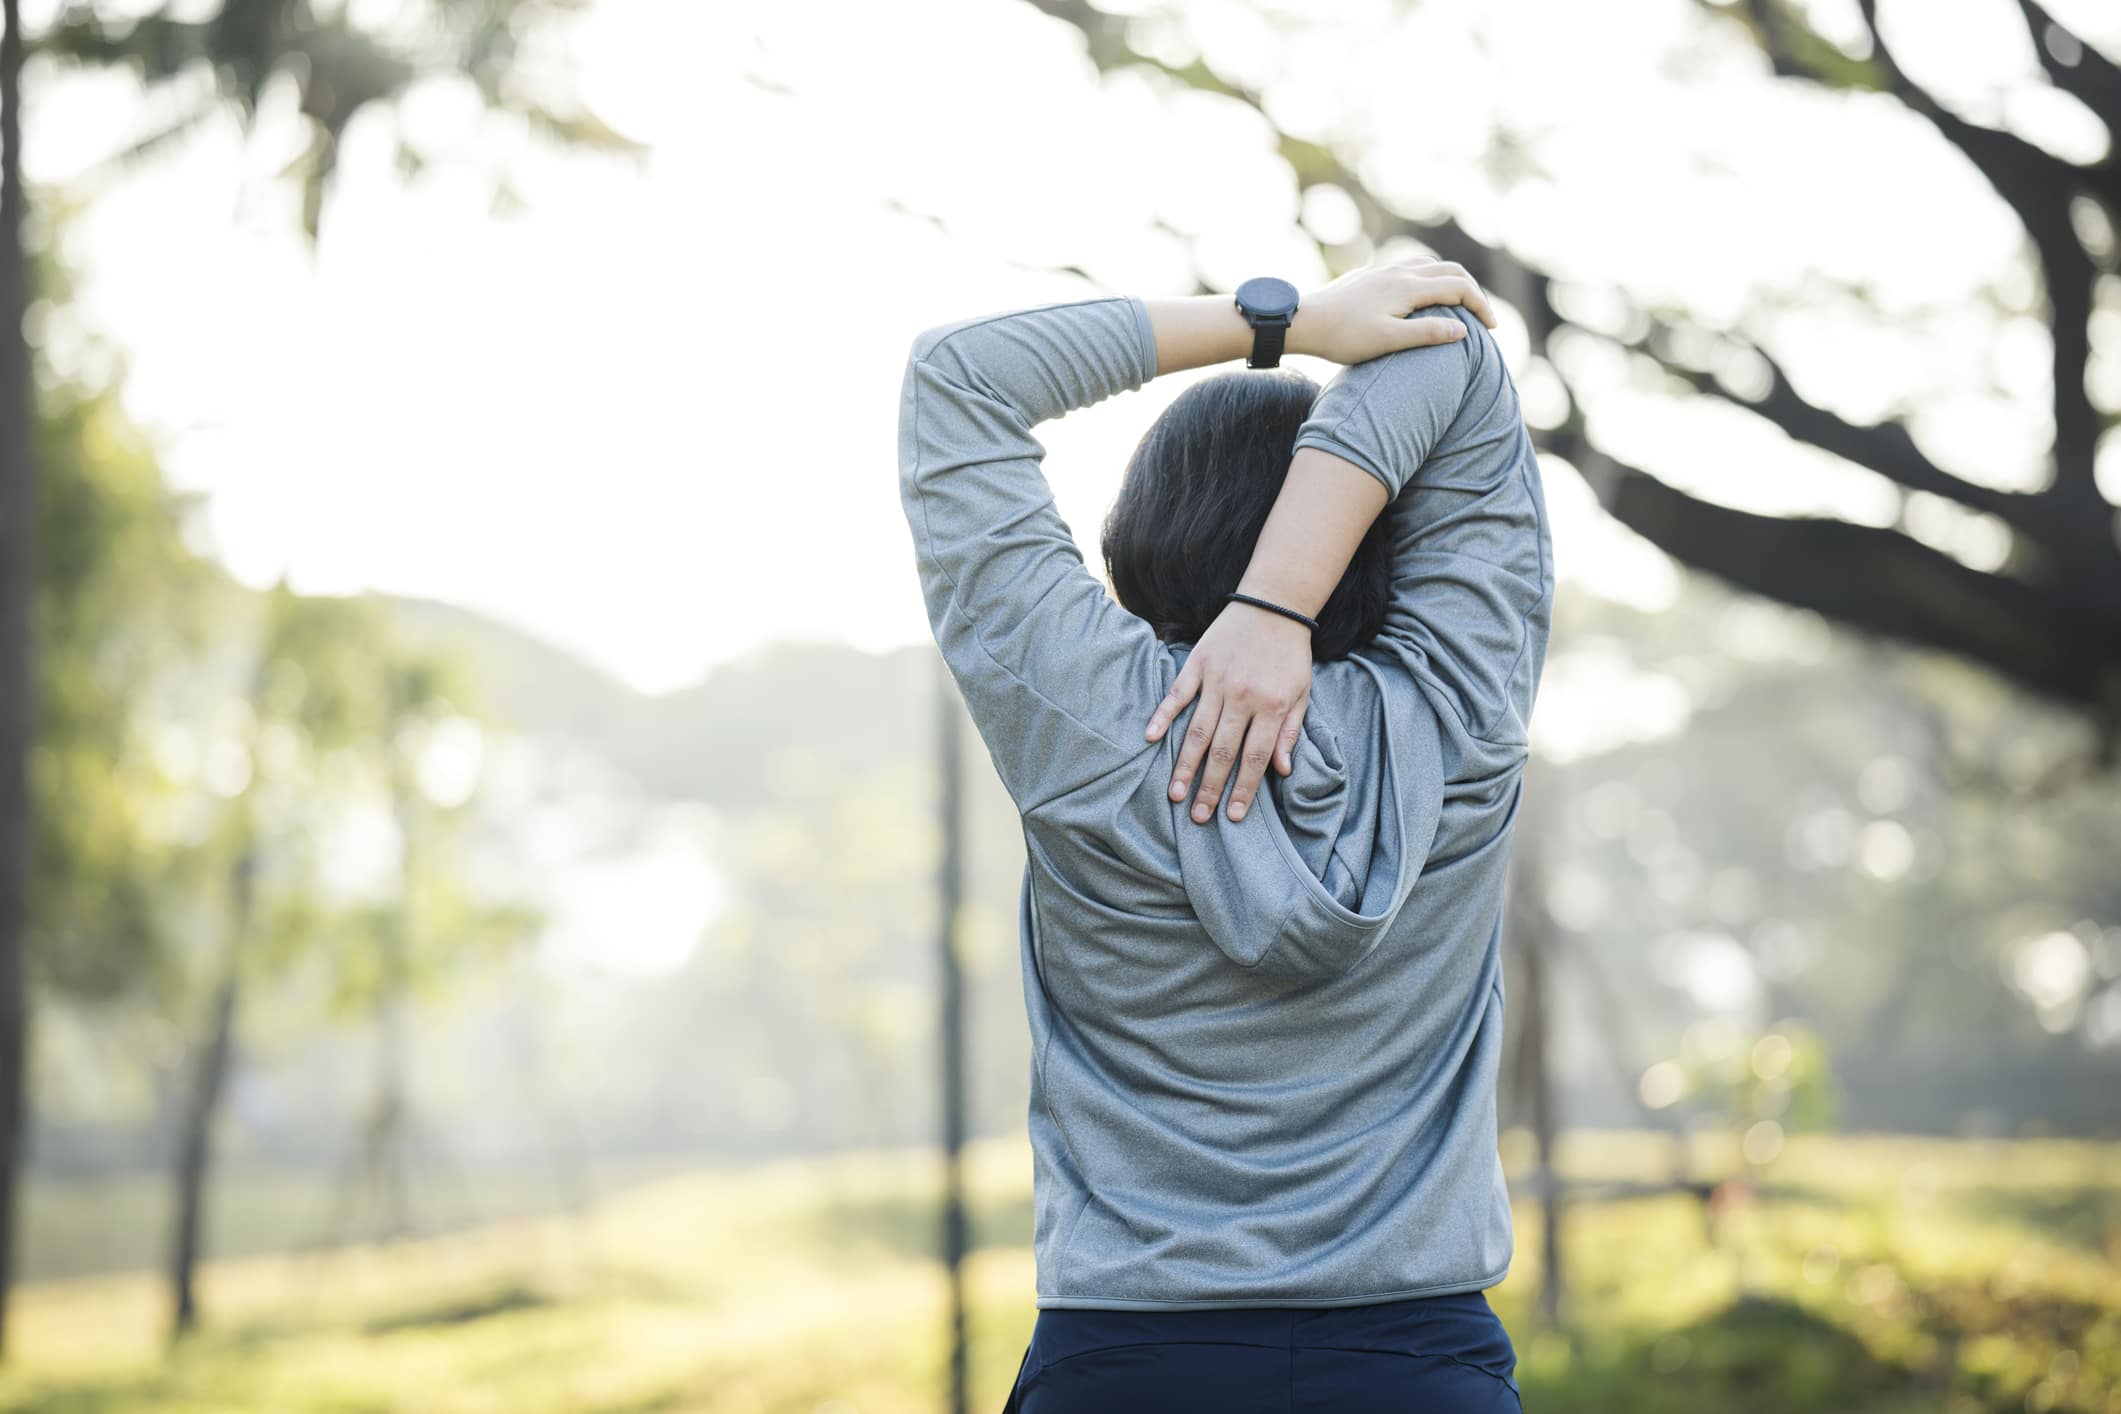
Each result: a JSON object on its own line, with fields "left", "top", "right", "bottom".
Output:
{"left": 897, "top": 292, "right": 1551, "bottom": 1310}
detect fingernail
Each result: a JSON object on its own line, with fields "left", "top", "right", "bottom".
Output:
{"left": 1230, "top": 803, "right": 1246, "bottom": 820}
{"left": 1171, "top": 783, "right": 1185, "bottom": 800}
{"left": 1192, "top": 805, "right": 1208, "bottom": 822}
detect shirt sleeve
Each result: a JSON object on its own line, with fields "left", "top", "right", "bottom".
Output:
{"left": 898, "top": 293, "right": 1171, "bottom": 813}
{"left": 1288, "top": 302, "right": 1550, "bottom": 769}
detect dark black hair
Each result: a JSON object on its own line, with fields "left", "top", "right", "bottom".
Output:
{"left": 1100, "top": 367, "right": 1393, "bottom": 662}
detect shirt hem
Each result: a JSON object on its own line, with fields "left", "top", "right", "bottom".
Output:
{"left": 1033, "top": 1264, "right": 1511, "bottom": 1311}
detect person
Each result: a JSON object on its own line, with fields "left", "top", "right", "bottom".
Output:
{"left": 896, "top": 255, "right": 1552, "bottom": 1412}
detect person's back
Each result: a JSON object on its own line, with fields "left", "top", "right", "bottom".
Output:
{"left": 898, "top": 282, "right": 1550, "bottom": 1406}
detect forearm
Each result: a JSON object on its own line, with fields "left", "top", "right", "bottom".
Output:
{"left": 1233, "top": 446, "right": 1391, "bottom": 619}
{"left": 1142, "top": 294, "right": 1398, "bottom": 617}
{"left": 1146, "top": 289, "right": 1413, "bottom": 618}
{"left": 1144, "top": 293, "right": 1317, "bottom": 375}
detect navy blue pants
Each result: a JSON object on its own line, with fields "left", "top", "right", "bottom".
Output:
{"left": 1000, "top": 1288, "right": 1522, "bottom": 1412}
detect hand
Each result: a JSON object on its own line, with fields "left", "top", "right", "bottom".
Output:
{"left": 1143, "top": 599, "right": 1314, "bottom": 825}
{"left": 1288, "top": 257, "right": 1496, "bottom": 365}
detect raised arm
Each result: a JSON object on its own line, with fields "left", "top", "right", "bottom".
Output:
{"left": 900, "top": 267, "right": 1500, "bottom": 817}
{"left": 1290, "top": 302, "right": 1551, "bottom": 774}
{"left": 1145, "top": 260, "right": 1505, "bottom": 823}
{"left": 898, "top": 294, "right": 1171, "bottom": 813}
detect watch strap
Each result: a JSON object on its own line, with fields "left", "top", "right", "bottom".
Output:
{"left": 1245, "top": 318, "right": 1287, "bottom": 370}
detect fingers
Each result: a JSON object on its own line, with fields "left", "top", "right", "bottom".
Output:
{"left": 1222, "top": 711, "right": 1281, "bottom": 822}
{"left": 1394, "top": 256, "right": 1468, "bottom": 283}
{"left": 1168, "top": 685, "right": 1222, "bottom": 806}
{"left": 1275, "top": 709, "right": 1303, "bottom": 776}
{"left": 1450, "top": 273, "right": 1498, "bottom": 329}
{"left": 1190, "top": 701, "right": 1251, "bottom": 824}
{"left": 1161, "top": 661, "right": 1307, "bottom": 824}
{"left": 1397, "top": 315, "right": 1469, "bottom": 348}
{"left": 1146, "top": 656, "right": 1202, "bottom": 743}
{"left": 1393, "top": 260, "right": 1498, "bottom": 329}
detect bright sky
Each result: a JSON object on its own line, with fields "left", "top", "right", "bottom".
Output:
{"left": 17, "top": 0, "right": 2117, "bottom": 696}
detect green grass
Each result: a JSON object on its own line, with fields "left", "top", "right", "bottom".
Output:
{"left": 3, "top": 1132, "right": 2116, "bottom": 1412}
{"left": 17, "top": 1153, "right": 709, "bottom": 1285}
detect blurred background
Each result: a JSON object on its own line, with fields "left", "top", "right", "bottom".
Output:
{"left": 0, "top": 0, "right": 2115, "bottom": 1409}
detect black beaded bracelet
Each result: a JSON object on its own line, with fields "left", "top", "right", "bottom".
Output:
{"left": 1225, "top": 591, "right": 1319, "bottom": 631}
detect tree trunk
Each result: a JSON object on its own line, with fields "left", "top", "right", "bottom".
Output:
{"left": 1522, "top": 924, "right": 1562, "bottom": 1330}
{"left": 167, "top": 850, "right": 254, "bottom": 1342}
{"left": 0, "top": 0, "right": 36, "bottom": 1363}
{"left": 1505, "top": 784, "right": 1564, "bottom": 1328}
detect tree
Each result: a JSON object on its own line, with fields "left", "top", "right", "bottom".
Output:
{"left": 0, "top": 0, "right": 636, "bottom": 1354}
{"left": 166, "top": 583, "right": 394, "bottom": 1338}
{"left": 40, "top": 0, "right": 639, "bottom": 238}
{"left": 27, "top": 223, "right": 220, "bottom": 1013}
{"left": 167, "top": 587, "right": 542, "bottom": 1337}
{"left": 1030, "top": 0, "right": 2121, "bottom": 747}
{"left": 308, "top": 628, "right": 543, "bottom": 1261}
{"left": 0, "top": 198, "right": 222, "bottom": 1359}
{"left": 0, "top": 0, "right": 34, "bottom": 1358}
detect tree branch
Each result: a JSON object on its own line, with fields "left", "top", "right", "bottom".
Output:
{"left": 1026, "top": 0, "right": 2121, "bottom": 735}
{"left": 1741, "top": 0, "right": 2109, "bottom": 509}
{"left": 1632, "top": 316, "right": 2087, "bottom": 552}
{"left": 1563, "top": 430, "right": 2110, "bottom": 713}
{"left": 2011, "top": 0, "right": 2121, "bottom": 141}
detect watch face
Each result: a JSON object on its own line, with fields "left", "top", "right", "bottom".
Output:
{"left": 1235, "top": 276, "right": 1299, "bottom": 321}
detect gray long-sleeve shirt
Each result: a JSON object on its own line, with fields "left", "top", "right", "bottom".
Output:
{"left": 897, "top": 292, "right": 1551, "bottom": 1310}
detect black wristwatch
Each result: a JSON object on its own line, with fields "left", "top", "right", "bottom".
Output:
{"left": 1234, "top": 276, "right": 1301, "bottom": 369}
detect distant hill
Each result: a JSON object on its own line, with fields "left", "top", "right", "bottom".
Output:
{"left": 380, "top": 593, "right": 642, "bottom": 743}
{"left": 379, "top": 594, "right": 943, "bottom": 805}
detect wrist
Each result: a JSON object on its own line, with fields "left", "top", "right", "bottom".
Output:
{"left": 1284, "top": 298, "right": 1316, "bottom": 360}
{"left": 1226, "top": 591, "right": 1318, "bottom": 633}
{"left": 1233, "top": 571, "right": 1328, "bottom": 622}
{"left": 1144, "top": 294, "right": 1258, "bottom": 375}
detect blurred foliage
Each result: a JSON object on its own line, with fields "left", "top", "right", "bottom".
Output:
{"left": 1537, "top": 580, "right": 2121, "bottom": 1136}
{"left": 36, "top": 0, "right": 642, "bottom": 237}
{"left": 23, "top": 212, "right": 542, "bottom": 1181}
{"left": 1639, "top": 1018, "right": 1838, "bottom": 1179}
{"left": 36, "top": 572, "right": 2118, "bottom": 1178}
{"left": 169, "top": 600, "right": 519, "bottom": 1064}
{"left": 216, "top": 584, "right": 543, "bottom": 1024}
{"left": 25, "top": 226, "right": 218, "bottom": 1009}
{"left": 0, "top": 1132, "right": 2114, "bottom": 1412}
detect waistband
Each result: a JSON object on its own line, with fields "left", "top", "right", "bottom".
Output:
{"left": 1025, "top": 1287, "right": 1516, "bottom": 1376}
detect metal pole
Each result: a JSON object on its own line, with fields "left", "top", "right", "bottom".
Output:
{"left": 936, "top": 657, "right": 969, "bottom": 1414}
